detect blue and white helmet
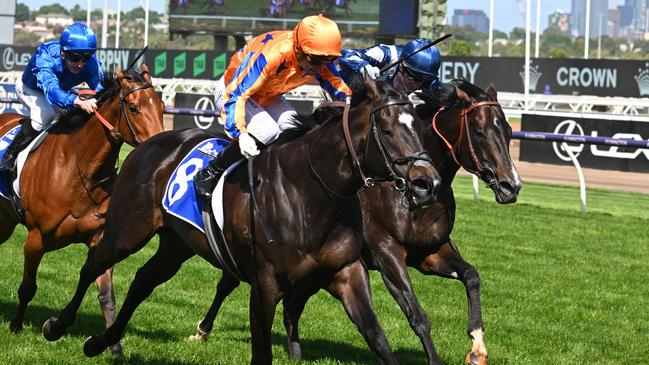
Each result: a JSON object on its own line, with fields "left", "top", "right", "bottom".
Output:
{"left": 60, "top": 23, "right": 97, "bottom": 52}
{"left": 401, "top": 38, "right": 441, "bottom": 81}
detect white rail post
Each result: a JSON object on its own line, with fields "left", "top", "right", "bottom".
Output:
{"left": 560, "top": 142, "right": 587, "bottom": 213}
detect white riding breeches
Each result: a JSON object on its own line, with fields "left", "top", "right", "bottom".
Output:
{"left": 15, "top": 78, "right": 65, "bottom": 132}
{"left": 214, "top": 77, "right": 297, "bottom": 145}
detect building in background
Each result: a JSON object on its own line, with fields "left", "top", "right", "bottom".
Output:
{"left": 0, "top": 1, "right": 16, "bottom": 45}
{"left": 451, "top": 9, "right": 488, "bottom": 33}
{"left": 548, "top": 9, "right": 572, "bottom": 35}
{"left": 571, "top": 0, "right": 609, "bottom": 38}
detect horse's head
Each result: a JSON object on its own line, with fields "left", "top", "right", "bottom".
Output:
{"left": 99, "top": 64, "right": 165, "bottom": 146}
{"left": 431, "top": 80, "right": 522, "bottom": 204}
{"left": 351, "top": 76, "right": 441, "bottom": 209}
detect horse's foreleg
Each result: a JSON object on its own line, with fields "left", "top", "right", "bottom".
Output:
{"left": 189, "top": 272, "right": 240, "bottom": 341}
{"left": 327, "top": 261, "right": 399, "bottom": 365}
{"left": 282, "top": 288, "right": 317, "bottom": 360}
{"left": 376, "top": 243, "right": 445, "bottom": 365}
{"left": 418, "top": 241, "right": 488, "bottom": 365}
{"left": 94, "top": 266, "right": 123, "bottom": 355}
{"left": 11, "top": 230, "right": 44, "bottom": 333}
{"left": 249, "top": 266, "right": 279, "bottom": 365}
{"left": 84, "top": 232, "right": 194, "bottom": 357}
{"left": 43, "top": 231, "right": 130, "bottom": 342}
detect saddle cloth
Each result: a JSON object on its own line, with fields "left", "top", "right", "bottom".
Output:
{"left": 162, "top": 137, "right": 243, "bottom": 233}
{"left": 0, "top": 125, "right": 48, "bottom": 200}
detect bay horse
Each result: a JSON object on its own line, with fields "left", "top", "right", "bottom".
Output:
{"left": 42, "top": 78, "right": 441, "bottom": 364}
{"left": 190, "top": 80, "right": 522, "bottom": 365}
{"left": 0, "top": 64, "right": 164, "bottom": 350}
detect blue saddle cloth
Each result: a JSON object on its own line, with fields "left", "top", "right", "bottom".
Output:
{"left": 0, "top": 125, "right": 21, "bottom": 200}
{"left": 162, "top": 137, "right": 230, "bottom": 233}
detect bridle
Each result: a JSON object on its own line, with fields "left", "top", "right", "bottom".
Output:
{"left": 75, "top": 81, "right": 154, "bottom": 204}
{"left": 432, "top": 99, "right": 501, "bottom": 186}
{"left": 309, "top": 99, "right": 433, "bottom": 200}
{"left": 83, "top": 81, "right": 154, "bottom": 146}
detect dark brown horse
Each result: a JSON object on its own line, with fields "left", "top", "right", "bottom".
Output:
{"left": 0, "top": 64, "right": 164, "bottom": 349}
{"left": 190, "top": 80, "right": 522, "bottom": 365}
{"left": 42, "top": 78, "right": 441, "bottom": 364}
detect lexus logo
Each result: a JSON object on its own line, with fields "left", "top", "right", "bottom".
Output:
{"left": 2, "top": 47, "right": 31, "bottom": 71}
{"left": 193, "top": 96, "right": 215, "bottom": 130}
{"left": 552, "top": 119, "right": 585, "bottom": 161}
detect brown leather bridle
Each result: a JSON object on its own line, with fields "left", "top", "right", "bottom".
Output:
{"left": 309, "top": 99, "right": 433, "bottom": 199}
{"left": 432, "top": 100, "right": 501, "bottom": 178}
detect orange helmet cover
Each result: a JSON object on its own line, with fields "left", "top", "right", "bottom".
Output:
{"left": 293, "top": 14, "right": 342, "bottom": 56}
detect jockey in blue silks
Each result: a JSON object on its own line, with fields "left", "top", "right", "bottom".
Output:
{"left": 337, "top": 38, "right": 443, "bottom": 94}
{"left": 0, "top": 22, "right": 104, "bottom": 173}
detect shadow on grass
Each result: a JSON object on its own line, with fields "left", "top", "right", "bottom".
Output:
{"left": 0, "top": 300, "right": 176, "bottom": 342}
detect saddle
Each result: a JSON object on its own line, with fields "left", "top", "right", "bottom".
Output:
{"left": 0, "top": 125, "right": 48, "bottom": 221}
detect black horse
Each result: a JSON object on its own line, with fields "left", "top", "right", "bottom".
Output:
{"left": 42, "top": 77, "right": 441, "bottom": 364}
{"left": 190, "top": 80, "right": 522, "bottom": 365}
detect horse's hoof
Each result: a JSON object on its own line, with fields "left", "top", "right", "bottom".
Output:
{"left": 109, "top": 342, "right": 124, "bottom": 356}
{"left": 9, "top": 319, "right": 23, "bottom": 333}
{"left": 188, "top": 320, "right": 210, "bottom": 342}
{"left": 466, "top": 351, "right": 489, "bottom": 365}
{"left": 84, "top": 335, "right": 107, "bottom": 357}
{"left": 287, "top": 341, "right": 302, "bottom": 360}
{"left": 42, "top": 317, "right": 65, "bottom": 341}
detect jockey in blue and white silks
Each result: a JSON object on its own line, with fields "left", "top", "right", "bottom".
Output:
{"left": 0, "top": 22, "right": 104, "bottom": 173}
{"left": 337, "top": 38, "right": 443, "bottom": 94}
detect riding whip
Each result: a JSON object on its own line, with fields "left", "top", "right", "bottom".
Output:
{"left": 247, "top": 157, "right": 275, "bottom": 244}
{"left": 125, "top": 45, "right": 149, "bottom": 72}
{"left": 380, "top": 33, "right": 452, "bottom": 74}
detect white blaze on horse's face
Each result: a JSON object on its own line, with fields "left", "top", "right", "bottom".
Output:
{"left": 398, "top": 112, "right": 415, "bottom": 135}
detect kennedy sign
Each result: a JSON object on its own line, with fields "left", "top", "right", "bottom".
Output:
{"left": 520, "top": 113, "right": 649, "bottom": 172}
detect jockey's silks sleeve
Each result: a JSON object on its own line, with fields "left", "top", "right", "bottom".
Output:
{"left": 221, "top": 30, "right": 351, "bottom": 139}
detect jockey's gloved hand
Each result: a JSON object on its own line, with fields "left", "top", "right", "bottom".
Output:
{"left": 239, "top": 132, "right": 260, "bottom": 158}
{"left": 74, "top": 96, "right": 98, "bottom": 114}
{"left": 361, "top": 64, "right": 380, "bottom": 79}
{"left": 345, "top": 96, "right": 351, "bottom": 105}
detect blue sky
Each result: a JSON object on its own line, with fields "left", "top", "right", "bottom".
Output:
{"left": 22, "top": 0, "right": 625, "bottom": 33}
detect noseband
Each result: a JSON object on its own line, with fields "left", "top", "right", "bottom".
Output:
{"left": 311, "top": 99, "right": 433, "bottom": 199}
{"left": 432, "top": 100, "right": 501, "bottom": 185}
{"left": 93, "top": 82, "right": 154, "bottom": 146}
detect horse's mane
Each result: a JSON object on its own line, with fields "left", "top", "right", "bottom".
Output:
{"left": 432, "top": 79, "right": 490, "bottom": 109}
{"left": 276, "top": 74, "right": 402, "bottom": 144}
{"left": 55, "top": 68, "right": 146, "bottom": 131}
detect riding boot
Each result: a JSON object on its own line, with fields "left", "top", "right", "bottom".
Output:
{"left": 0, "top": 120, "right": 38, "bottom": 174}
{"left": 193, "top": 141, "right": 242, "bottom": 200}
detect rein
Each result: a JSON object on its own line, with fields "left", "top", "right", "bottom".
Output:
{"left": 74, "top": 81, "right": 154, "bottom": 204}
{"left": 432, "top": 100, "right": 500, "bottom": 176}
{"left": 310, "top": 98, "right": 431, "bottom": 199}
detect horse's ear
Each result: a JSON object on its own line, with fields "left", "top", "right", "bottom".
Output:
{"left": 363, "top": 75, "right": 381, "bottom": 102}
{"left": 486, "top": 83, "right": 498, "bottom": 101}
{"left": 140, "top": 63, "right": 152, "bottom": 83}
{"left": 115, "top": 67, "right": 125, "bottom": 80}
{"left": 455, "top": 85, "right": 471, "bottom": 102}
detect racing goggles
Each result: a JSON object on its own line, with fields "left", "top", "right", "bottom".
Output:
{"left": 65, "top": 51, "right": 94, "bottom": 63}
{"left": 302, "top": 53, "right": 338, "bottom": 65}
{"left": 402, "top": 66, "right": 433, "bottom": 84}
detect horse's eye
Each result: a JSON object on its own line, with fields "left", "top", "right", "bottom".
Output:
{"left": 129, "top": 104, "right": 138, "bottom": 113}
{"left": 382, "top": 129, "right": 394, "bottom": 137}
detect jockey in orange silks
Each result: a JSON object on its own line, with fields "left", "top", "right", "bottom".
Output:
{"left": 194, "top": 14, "right": 351, "bottom": 199}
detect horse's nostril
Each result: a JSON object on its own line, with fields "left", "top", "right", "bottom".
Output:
{"left": 411, "top": 178, "right": 431, "bottom": 192}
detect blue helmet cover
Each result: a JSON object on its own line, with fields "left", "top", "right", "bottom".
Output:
{"left": 60, "top": 23, "right": 97, "bottom": 52}
{"left": 401, "top": 38, "right": 441, "bottom": 80}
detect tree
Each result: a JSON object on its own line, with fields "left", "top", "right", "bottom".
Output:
{"left": 448, "top": 40, "right": 471, "bottom": 56}
{"left": 510, "top": 27, "right": 526, "bottom": 40}
{"left": 70, "top": 5, "right": 86, "bottom": 22}
{"left": 16, "top": 3, "right": 30, "bottom": 22}
{"left": 35, "top": 4, "right": 68, "bottom": 16}
{"left": 14, "top": 31, "right": 41, "bottom": 47}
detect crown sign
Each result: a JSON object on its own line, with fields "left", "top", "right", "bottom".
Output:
{"left": 634, "top": 63, "right": 649, "bottom": 97}
{"left": 519, "top": 63, "right": 542, "bottom": 92}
